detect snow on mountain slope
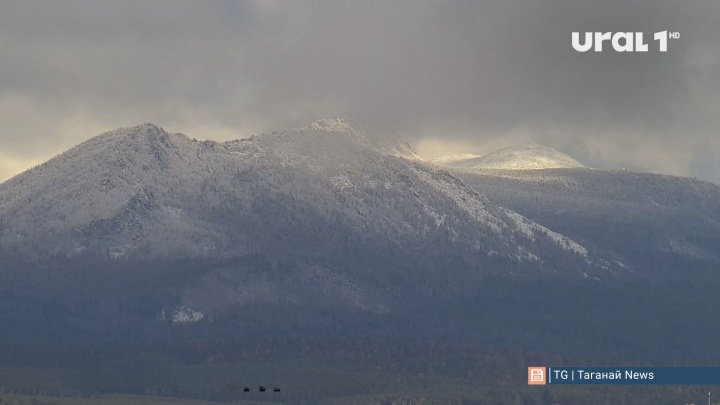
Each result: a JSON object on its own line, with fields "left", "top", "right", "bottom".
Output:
{"left": 0, "top": 120, "right": 608, "bottom": 278}
{"left": 433, "top": 143, "right": 586, "bottom": 170}
{"left": 0, "top": 123, "right": 248, "bottom": 258}
{"left": 451, "top": 167, "right": 720, "bottom": 274}
{"left": 409, "top": 165, "right": 595, "bottom": 263}
{"left": 501, "top": 208, "right": 588, "bottom": 258}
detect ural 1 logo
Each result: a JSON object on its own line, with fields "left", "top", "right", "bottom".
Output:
{"left": 572, "top": 31, "right": 679, "bottom": 52}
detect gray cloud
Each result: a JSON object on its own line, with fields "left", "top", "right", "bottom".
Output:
{"left": 1, "top": 0, "right": 719, "bottom": 183}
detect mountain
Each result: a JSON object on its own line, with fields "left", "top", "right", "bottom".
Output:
{"left": 432, "top": 142, "right": 586, "bottom": 170}
{"left": 0, "top": 120, "right": 618, "bottom": 339}
{"left": 0, "top": 120, "right": 598, "bottom": 270}
{"left": 2, "top": 122, "right": 720, "bottom": 402}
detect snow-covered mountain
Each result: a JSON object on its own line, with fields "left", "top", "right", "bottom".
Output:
{"left": 2, "top": 121, "right": 719, "bottom": 361}
{"left": 0, "top": 120, "right": 603, "bottom": 275}
{"left": 432, "top": 143, "right": 586, "bottom": 170}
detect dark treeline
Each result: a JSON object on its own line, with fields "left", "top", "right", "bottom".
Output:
{"left": 1, "top": 255, "right": 719, "bottom": 403}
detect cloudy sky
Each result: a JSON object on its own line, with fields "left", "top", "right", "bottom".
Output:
{"left": 1, "top": 0, "right": 718, "bottom": 183}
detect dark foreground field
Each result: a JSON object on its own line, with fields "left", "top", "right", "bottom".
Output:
{"left": 2, "top": 343, "right": 719, "bottom": 405}
{"left": 2, "top": 259, "right": 719, "bottom": 404}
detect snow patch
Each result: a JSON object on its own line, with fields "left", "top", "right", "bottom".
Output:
{"left": 171, "top": 306, "right": 205, "bottom": 325}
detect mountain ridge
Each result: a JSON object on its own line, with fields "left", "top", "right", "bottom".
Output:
{"left": 0, "top": 121, "right": 604, "bottom": 279}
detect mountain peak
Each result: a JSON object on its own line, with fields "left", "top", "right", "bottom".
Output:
{"left": 305, "top": 117, "right": 357, "bottom": 133}
{"left": 84, "top": 123, "right": 174, "bottom": 149}
{"left": 138, "top": 122, "right": 164, "bottom": 131}
{"left": 432, "top": 143, "right": 585, "bottom": 170}
{"left": 113, "top": 122, "right": 168, "bottom": 138}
